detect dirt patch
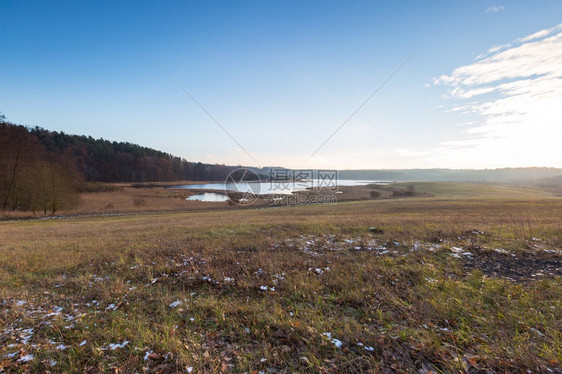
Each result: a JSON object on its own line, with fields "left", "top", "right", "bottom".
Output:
{"left": 464, "top": 249, "right": 561, "bottom": 281}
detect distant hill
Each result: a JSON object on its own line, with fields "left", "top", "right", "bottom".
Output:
{"left": 337, "top": 168, "right": 562, "bottom": 184}
{"left": 534, "top": 175, "right": 562, "bottom": 187}
{"left": 1, "top": 121, "right": 241, "bottom": 183}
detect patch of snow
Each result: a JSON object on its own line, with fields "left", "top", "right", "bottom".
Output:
{"left": 530, "top": 328, "right": 544, "bottom": 337}
{"left": 493, "top": 248, "right": 510, "bottom": 254}
{"left": 105, "top": 303, "right": 117, "bottom": 311}
{"left": 17, "top": 354, "right": 34, "bottom": 362}
{"left": 331, "top": 338, "right": 343, "bottom": 348}
{"left": 108, "top": 341, "right": 129, "bottom": 350}
{"left": 20, "top": 328, "right": 34, "bottom": 344}
{"left": 46, "top": 306, "right": 63, "bottom": 317}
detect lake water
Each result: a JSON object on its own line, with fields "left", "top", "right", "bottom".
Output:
{"left": 175, "top": 179, "right": 385, "bottom": 196}
{"left": 186, "top": 192, "right": 230, "bottom": 202}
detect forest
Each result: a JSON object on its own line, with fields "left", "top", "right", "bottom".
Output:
{"left": 0, "top": 117, "right": 240, "bottom": 213}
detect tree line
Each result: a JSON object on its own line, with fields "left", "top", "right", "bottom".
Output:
{"left": 28, "top": 126, "right": 240, "bottom": 183}
{"left": 0, "top": 115, "right": 244, "bottom": 214}
{"left": 0, "top": 121, "right": 79, "bottom": 214}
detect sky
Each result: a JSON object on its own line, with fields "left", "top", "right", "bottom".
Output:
{"left": 1, "top": 0, "right": 561, "bottom": 170}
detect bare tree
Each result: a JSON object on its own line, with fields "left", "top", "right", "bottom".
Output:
{"left": 0, "top": 124, "right": 42, "bottom": 210}
{"left": 27, "top": 161, "right": 79, "bottom": 215}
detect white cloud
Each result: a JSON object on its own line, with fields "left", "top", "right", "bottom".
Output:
{"left": 486, "top": 5, "right": 505, "bottom": 13}
{"left": 429, "top": 23, "right": 562, "bottom": 168}
{"left": 517, "top": 24, "right": 562, "bottom": 43}
{"left": 473, "top": 43, "right": 512, "bottom": 60}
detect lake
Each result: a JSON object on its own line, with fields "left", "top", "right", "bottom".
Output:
{"left": 186, "top": 192, "right": 230, "bottom": 202}
{"left": 175, "top": 179, "right": 386, "bottom": 199}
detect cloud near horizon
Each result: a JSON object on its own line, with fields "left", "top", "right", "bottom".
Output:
{"left": 422, "top": 23, "right": 562, "bottom": 168}
{"left": 486, "top": 5, "right": 505, "bottom": 13}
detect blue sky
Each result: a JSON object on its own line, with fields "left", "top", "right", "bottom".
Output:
{"left": 1, "top": 0, "right": 561, "bottom": 169}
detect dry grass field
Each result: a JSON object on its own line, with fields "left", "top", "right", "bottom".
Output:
{"left": 75, "top": 186, "right": 227, "bottom": 215}
{"left": 1, "top": 181, "right": 553, "bottom": 220}
{"left": 0, "top": 183, "right": 229, "bottom": 220}
{"left": 0, "top": 183, "right": 561, "bottom": 373}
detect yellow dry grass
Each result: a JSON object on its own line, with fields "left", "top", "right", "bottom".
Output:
{"left": 0, "top": 185, "right": 560, "bottom": 372}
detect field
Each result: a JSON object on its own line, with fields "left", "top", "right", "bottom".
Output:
{"left": 0, "top": 183, "right": 561, "bottom": 373}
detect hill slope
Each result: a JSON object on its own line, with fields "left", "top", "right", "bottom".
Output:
{"left": 1, "top": 121, "right": 239, "bottom": 183}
